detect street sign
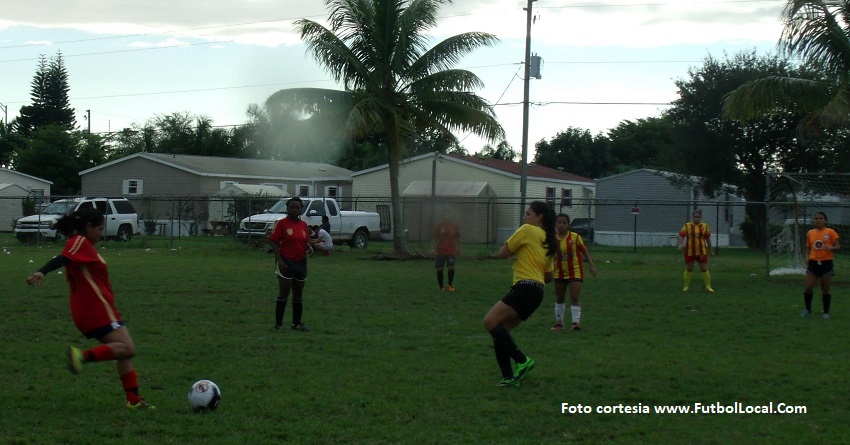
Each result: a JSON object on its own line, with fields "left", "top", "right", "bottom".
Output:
{"left": 631, "top": 207, "right": 640, "bottom": 215}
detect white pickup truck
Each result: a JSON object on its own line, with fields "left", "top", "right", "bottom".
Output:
{"left": 237, "top": 197, "right": 383, "bottom": 249}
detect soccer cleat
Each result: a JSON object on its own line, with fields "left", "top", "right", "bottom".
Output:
{"left": 497, "top": 377, "right": 520, "bottom": 387}
{"left": 514, "top": 357, "right": 535, "bottom": 382}
{"left": 571, "top": 322, "right": 581, "bottom": 331}
{"left": 67, "top": 346, "right": 83, "bottom": 375}
{"left": 551, "top": 323, "right": 563, "bottom": 331}
{"left": 823, "top": 313, "right": 831, "bottom": 320}
{"left": 439, "top": 287, "right": 444, "bottom": 292}
{"left": 125, "top": 399, "right": 156, "bottom": 410}
{"left": 291, "top": 322, "right": 309, "bottom": 332}
{"left": 273, "top": 325, "right": 282, "bottom": 331}
{"left": 682, "top": 287, "right": 689, "bottom": 292}
{"left": 448, "top": 285, "right": 455, "bottom": 292}
{"left": 704, "top": 287, "right": 715, "bottom": 293}
{"left": 801, "top": 310, "right": 810, "bottom": 318}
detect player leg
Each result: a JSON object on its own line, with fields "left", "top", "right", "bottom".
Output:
{"left": 552, "top": 281, "right": 567, "bottom": 330}
{"left": 683, "top": 258, "right": 695, "bottom": 291}
{"left": 698, "top": 257, "right": 713, "bottom": 292}
{"left": 802, "top": 264, "right": 817, "bottom": 317}
{"left": 447, "top": 256, "right": 456, "bottom": 291}
{"left": 291, "top": 278, "right": 308, "bottom": 331}
{"left": 568, "top": 280, "right": 583, "bottom": 330}
{"left": 435, "top": 256, "right": 445, "bottom": 291}
{"left": 275, "top": 275, "right": 292, "bottom": 329}
{"left": 484, "top": 301, "right": 524, "bottom": 383}
{"left": 821, "top": 269, "right": 833, "bottom": 319}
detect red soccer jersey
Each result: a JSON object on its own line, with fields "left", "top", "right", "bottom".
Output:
{"left": 61, "top": 235, "right": 121, "bottom": 334}
{"left": 554, "top": 232, "right": 586, "bottom": 280}
{"left": 268, "top": 217, "right": 310, "bottom": 261}
{"left": 432, "top": 222, "right": 460, "bottom": 256}
{"left": 679, "top": 222, "right": 711, "bottom": 256}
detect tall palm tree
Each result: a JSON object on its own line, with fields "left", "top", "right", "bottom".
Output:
{"left": 266, "top": 0, "right": 504, "bottom": 257}
{"left": 723, "top": 0, "right": 850, "bottom": 131}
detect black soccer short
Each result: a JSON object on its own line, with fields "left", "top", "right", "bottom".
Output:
{"left": 276, "top": 258, "right": 308, "bottom": 281}
{"left": 83, "top": 321, "right": 126, "bottom": 340}
{"left": 806, "top": 259, "right": 835, "bottom": 278}
{"left": 435, "top": 255, "right": 456, "bottom": 269}
{"left": 501, "top": 280, "right": 545, "bottom": 321}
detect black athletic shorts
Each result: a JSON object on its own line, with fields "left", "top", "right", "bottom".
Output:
{"left": 276, "top": 258, "right": 308, "bottom": 281}
{"left": 435, "top": 255, "right": 456, "bottom": 269}
{"left": 84, "top": 321, "right": 126, "bottom": 340}
{"left": 807, "top": 259, "right": 835, "bottom": 277}
{"left": 501, "top": 280, "right": 545, "bottom": 321}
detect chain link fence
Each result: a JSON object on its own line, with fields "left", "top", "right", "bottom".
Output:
{"left": 3, "top": 193, "right": 845, "bottom": 276}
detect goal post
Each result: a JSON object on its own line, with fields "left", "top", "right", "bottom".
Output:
{"left": 766, "top": 173, "right": 850, "bottom": 275}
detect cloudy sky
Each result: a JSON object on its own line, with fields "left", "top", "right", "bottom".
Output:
{"left": 0, "top": 0, "right": 786, "bottom": 157}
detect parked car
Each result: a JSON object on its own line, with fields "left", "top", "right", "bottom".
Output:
{"left": 570, "top": 217, "right": 594, "bottom": 243}
{"left": 15, "top": 197, "right": 140, "bottom": 242}
{"left": 237, "top": 197, "right": 383, "bottom": 249}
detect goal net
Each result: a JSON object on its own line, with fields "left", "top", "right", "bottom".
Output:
{"left": 767, "top": 173, "right": 850, "bottom": 275}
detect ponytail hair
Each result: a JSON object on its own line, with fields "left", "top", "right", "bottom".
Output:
{"left": 53, "top": 207, "right": 104, "bottom": 238}
{"left": 529, "top": 200, "right": 557, "bottom": 257}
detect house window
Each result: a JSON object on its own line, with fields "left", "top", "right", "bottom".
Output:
{"left": 560, "top": 188, "right": 572, "bottom": 208}
{"left": 297, "top": 184, "right": 311, "bottom": 196}
{"left": 122, "top": 179, "right": 143, "bottom": 196}
{"left": 545, "top": 187, "right": 556, "bottom": 206}
{"left": 325, "top": 185, "right": 340, "bottom": 198}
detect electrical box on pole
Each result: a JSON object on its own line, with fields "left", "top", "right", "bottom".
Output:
{"left": 529, "top": 54, "right": 542, "bottom": 79}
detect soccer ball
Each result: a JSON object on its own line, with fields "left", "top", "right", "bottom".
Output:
{"left": 188, "top": 379, "right": 221, "bottom": 411}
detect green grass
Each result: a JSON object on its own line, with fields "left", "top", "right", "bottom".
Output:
{"left": 1, "top": 235, "right": 847, "bottom": 444}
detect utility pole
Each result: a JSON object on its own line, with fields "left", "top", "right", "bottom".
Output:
{"left": 0, "top": 102, "right": 7, "bottom": 136}
{"left": 85, "top": 109, "right": 91, "bottom": 134}
{"left": 519, "top": 0, "right": 537, "bottom": 223}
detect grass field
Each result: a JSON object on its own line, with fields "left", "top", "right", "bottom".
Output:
{"left": 2, "top": 234, "right": 848, "bottom": 444}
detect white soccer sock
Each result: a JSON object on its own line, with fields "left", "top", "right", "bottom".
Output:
{"left": 555, "top": 303, "right": 566, "bottom": 324}
{"left": 571, "top": 305, "right": 581, "bottom": 324}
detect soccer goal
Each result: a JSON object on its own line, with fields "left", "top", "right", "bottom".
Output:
{"left": 766, "top": 173, "right": 850, "bottom": 275}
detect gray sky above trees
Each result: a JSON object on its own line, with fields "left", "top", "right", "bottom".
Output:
{"left": 0, "top": 0, "right": 783, "bottom": 155}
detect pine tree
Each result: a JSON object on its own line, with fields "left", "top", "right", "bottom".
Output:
{"left": 14, "top": 51, "right": 75, "bottom": 137}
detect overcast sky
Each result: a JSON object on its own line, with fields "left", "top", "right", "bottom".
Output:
{"left": 0, "top": 0, "right": 786, "bottom": 159}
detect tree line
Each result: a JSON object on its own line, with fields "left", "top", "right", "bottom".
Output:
{"left": 2, "top": 0, "right": 848, "bottom": 253}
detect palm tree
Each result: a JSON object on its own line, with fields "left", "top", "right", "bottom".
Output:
{"left": 723, "top": 0, "right": 850, "bottom": 131}
{"left": 265, "top": 0, "right": 504, "bottom": 257}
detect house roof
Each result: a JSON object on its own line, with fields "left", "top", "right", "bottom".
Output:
{"left": 352, "top": 151, "right": 594, "bottom": 185}
{"left": 79, "top": 153, "right": 353, "bottom": 181}
{"left": 213, "top": 183, "right": 288, "bottom": 197}
{"left": 402, "top": 180, "right": 494, "bottom": 197}
{"left": 0, "top": 183, "right": 30, "bottom": 194}
{"left": 0, "top": 168, "right": 53, "bottom": 185}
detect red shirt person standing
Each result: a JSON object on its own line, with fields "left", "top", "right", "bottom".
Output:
{"left": 431, "top": 215, "right": 461, "bottom": 291}
{"left": 269, "top": 197, "right": 312, "bottom": 331}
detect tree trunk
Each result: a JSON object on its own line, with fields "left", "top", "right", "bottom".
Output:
{"left": 387, "top": 134, "right": 410, "bottom": 258}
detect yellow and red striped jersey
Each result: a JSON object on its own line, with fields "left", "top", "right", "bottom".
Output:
{"left": 679, "top": 222, "right": 710, "bottom": 256}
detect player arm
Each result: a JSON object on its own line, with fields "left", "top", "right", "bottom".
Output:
{"left": 579, "top": 245, "right": 598, "bottom": 277}
{"left": 27, "top": 255, "right": 71, "bottom": 286}
{"left": 831, "top": 238, "right": 840, "bottom": 252}
{"left": 492, "top": 243, "right": 513, "bottom": 259}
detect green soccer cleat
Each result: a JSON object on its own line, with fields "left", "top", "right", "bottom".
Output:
{"left": 497, "top": 377, "right": 520, "bottom": 387}
{"left": 67, "top": 346, "right": 83, "bottom": 375}
{"left": 125, "top": 399, "right": 156, "bottom": 410}
{"left": 514, "top": 357, "right": 535, "bottom": 382}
